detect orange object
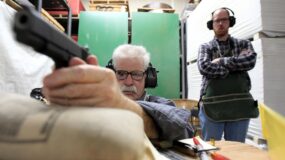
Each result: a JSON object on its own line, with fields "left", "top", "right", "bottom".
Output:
{"left": 210, "top": 152, "right": 230, "bottom": 160}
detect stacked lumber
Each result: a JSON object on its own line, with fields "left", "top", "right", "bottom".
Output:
{"left": 89, "top": 0, "right": 128, "bottom": 12}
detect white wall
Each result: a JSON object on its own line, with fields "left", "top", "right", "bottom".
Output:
{"left": 0, "top": 2, "right": 53, "bottom": 96}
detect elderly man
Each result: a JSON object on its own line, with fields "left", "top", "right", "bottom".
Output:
{"left": 43, "top": 44, "right": 194, "bottom": 142}
{"left": 106, "top": 44, "right": 193, "bottom": 140}
{"left": 107, "top": 44, "right": 174, "bottom": 105}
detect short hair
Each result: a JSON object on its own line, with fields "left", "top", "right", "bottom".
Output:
{"left": 211, "top": 8, "right": 231, "bottom": 19}
{"left": 112, "top": 44, "right": 150, "bottom": 70}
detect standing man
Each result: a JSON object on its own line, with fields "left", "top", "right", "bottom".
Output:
{"left": 197, "top": 8, "right": 257, "bottom": 142}
{"left": 107, "top": 44, "right": 194, "bottom": 141}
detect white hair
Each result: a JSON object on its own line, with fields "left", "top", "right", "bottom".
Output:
{"left": 112, "top": 44, "right": 150, "bottom": 70}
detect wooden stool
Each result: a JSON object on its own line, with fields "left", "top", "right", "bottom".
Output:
{"left": 172, "top": 99, "right": 201, "bottom": 136}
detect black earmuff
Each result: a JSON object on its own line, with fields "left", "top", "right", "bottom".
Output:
{"left": 144, "top": 63, "right": 157, "bottom": 88}
{"left": 106, "top": 59, "right": 158, "bottom": 88}
{"left": 207, "top": 7, "right": 236, "bottom": 30}
{"left": 106, "top": 59, "right": 115, "bottom": 71}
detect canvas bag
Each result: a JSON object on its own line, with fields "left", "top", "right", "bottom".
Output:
{"left": 0, "top": 92, "right": 161, "bottom": 160}
{"left": 202, "top": 72, "right": 259, "bottom": 122}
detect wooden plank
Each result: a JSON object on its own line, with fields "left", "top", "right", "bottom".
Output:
{"left": 3, "top": 0, "right": 65, "bottom": 32}
{"left": 5, "top": 0, "right": 22, "bottom": 11}
{"left": 215, "top": 141, "right": 270, "bottom": 160}
{"left": 89, "top": 4, "right": 127, "bottom": 12}
{"left": 89, "top": 0, "right": 128, "bottom": 4}
{"left": 41, "top": 9, "right": 65, "bottom": 32}
{"left": 137, "top": 7, "right": 175, "bottom": 13}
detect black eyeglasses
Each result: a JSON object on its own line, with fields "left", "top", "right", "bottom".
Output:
{"left": 213, "top": 18, "right": 229, "bottom": 24}
{"left": 115, "top": 70, "right": 145, "bottom": 81}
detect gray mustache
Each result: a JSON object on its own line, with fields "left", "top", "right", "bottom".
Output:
{"left": 120, "top": 85, "right": 138, "bottom": 93}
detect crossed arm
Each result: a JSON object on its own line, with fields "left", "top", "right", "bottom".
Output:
{"left": 198, "top": 40, "right": 257, "bottom": 78}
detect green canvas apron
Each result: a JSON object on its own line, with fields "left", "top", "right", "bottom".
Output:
{"left": 202, "top": 72, "right": 259, "bottom": 122}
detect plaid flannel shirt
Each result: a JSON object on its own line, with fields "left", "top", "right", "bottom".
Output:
{"left": 197, "top": 36, "right": 257, "bottom": 96}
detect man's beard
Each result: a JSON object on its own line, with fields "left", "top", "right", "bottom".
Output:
{"left": 214, "top": 28, "right": 228, "bottom": 38}
{"left": 120, "top": 85, "right": 138, "bottom": 94}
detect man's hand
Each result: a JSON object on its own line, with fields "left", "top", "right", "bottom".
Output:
{"left": 42, "top": 55, "right": 125, "bottom": 108}
{"left": 211, "top": 58, "right": 221, "bottom": 64}
{"left": 240, "top": 49, "right": 251, "bottom": 56}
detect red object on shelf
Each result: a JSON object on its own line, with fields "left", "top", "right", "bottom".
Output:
{"left": 71, "top": 35, "right": 78, "bottom": 42}
{"left": 48, "top": 0, "right": 85, "bottom": 16}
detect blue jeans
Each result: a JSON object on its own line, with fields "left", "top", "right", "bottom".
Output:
{"left": 199, "top": 106, "right": 250, "bottom": 142}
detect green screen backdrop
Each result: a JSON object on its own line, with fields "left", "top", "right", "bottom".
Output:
{"left": 131, "top": 12, "right": 180, "bottom": 99}
{"left": 78, "top": 12, "right": 128, "bottom": 66}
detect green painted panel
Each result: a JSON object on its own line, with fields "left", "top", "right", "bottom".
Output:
{"left": 132, "top": 12, "right": 180, "bottom": 99}
{"left": 78, "top": 12, "right": 128, "bottom": 66}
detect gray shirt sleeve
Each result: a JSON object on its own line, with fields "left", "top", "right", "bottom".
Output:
{"left": 137, "top": 101, "right": 194, "bottom": 142}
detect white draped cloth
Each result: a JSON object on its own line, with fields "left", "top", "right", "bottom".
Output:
{"left": 0, "top": 2, "right": 53, "bottom": 96}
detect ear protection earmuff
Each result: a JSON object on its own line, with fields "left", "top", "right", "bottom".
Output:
{"left": 207, "top": 7, "right": 236, "bottom": 30}
{"left": 106, "top": 59, "right": 115, "bottom": 71}
{"left": 106, "top": 59, "right": 158, "bottom": 88}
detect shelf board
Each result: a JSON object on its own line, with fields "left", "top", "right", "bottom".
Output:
{"left": 55, "top": 17, "right": 79, "bottom": 35}
{"left": 28, "top": 0, "right": 69, "bottom": 11}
